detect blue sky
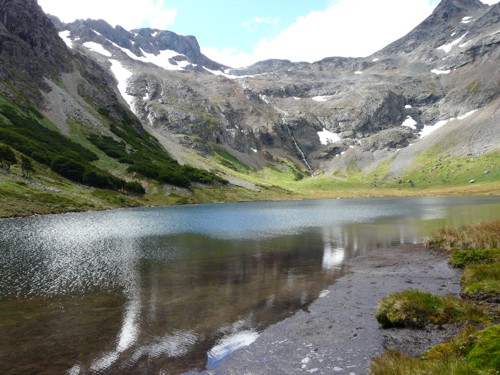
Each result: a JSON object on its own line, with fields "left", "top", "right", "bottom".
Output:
{"left": 39, "top": 0, "right": 498, "bottom": 67}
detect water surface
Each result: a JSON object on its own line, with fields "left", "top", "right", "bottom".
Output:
{"left": 0, "top": 196, "right": 499, "bottom": 374}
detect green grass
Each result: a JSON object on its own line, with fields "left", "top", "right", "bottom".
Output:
{"left": 402, "top": 148, "right": 500, "bottom": 188}
{"left": 461, "top": 263, "right": 500, "bottom": 300}
{"left": 373, "top": 221, "right": 500, "bottom": 374}
{"left": 211, "top": 148, "right": 253, "bottom": 173}
{"left": 371, "top": 350, "right": 484, "bottom": 375}
{"left": 372, "top": 324, "right": 500, "bottom": 375}
{"left": 466, "top": 324, "right": 500, "bottom": 369}
{"left": 425, "top": 220, "right": 500, "bottom": 301}
{"left": 375, "top": 290, "right": 491, "bottom": 328}
{"left": 449, "top": 249, "right": 500, "bottom": 268}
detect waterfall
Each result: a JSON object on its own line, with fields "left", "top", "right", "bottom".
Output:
{"left": 283, "top": 119, "right": 314, "bottom": 174}
{"left": 256, "top": 91, "right": 314, "bottom": 174}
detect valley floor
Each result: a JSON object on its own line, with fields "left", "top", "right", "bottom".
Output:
{"left": 206, "top": 244, "right": 461, "bottom": 375}
{"left": 1, "top": 164, "right": 499, "bottom": 219}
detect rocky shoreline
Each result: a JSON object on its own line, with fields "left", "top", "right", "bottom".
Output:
{"left": 206, "top": 244, "right": 462, "bottom": 375}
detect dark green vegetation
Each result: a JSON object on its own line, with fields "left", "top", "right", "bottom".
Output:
{"left": 0, "top": 94, "right": 232, "bottom": 216}
{"left": 88, "top": 114, "right": 227, "bottom": 188}
{"left": 372, "top": 220, "right": 500, "bottom": 374}
{"left": 0, "top": 100, "right": 143, "bottom": 195}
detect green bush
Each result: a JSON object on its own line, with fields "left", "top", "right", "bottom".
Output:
{"left": 0, "top": 143, "right": 17, "bottom": 170}
{"left": 51, "top": 157, "right": 86, "bottom": 182}
{"left": 87, "top": 134, "right": 129, "bottom": 159}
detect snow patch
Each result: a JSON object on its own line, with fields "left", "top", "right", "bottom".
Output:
{"left": 293, "top": 97, "right": 301, "bottom": 100}
{"left": 459, "top": 41, "right": 470, "bottom": 48}
{"left": 317, "top": 128, "right": 340, "bottom": 145}
{"left": 109, "top": 60, "right": 135, "bottom": 112}
{"left": 110, "top": 42, "right": 188, "bottom": 71}
{"left": 401, "top": 116, "right": 417, "bottom": 129}
{"left": 203, "top": 67, "right": 258, "bottom": 79}
{"left": 431, "top": 68, "right": 451, "bottom": 75}
{"left": 354, "top": 71, "right": 363, "bottom": 74}
{"left": 312, "top": 95, "right": 332, "bottom": 102}
{"left": 405, "top": 104, "right": 412, "bottom": 109}
{"left": 372, "top": 57, "right": 379, "bottom": 62}
{"left": 251, "top": 148, "right": 257, "bottom": 153}
{"left": 83, "top": 42, "right": 112, "bottom": 57}
{"left": 91, "top": 29, "right": 104, "bottom": 37}
{"left": 457, "top": 109, "right": 477, "bottom": 120}
{"left": 420, "top": 109, "right": 477, "bottom": 138}
{"left": 138, "top": 48, "right": 185, "bottom": 70}
{"left": 437, "top": 32, "right": 468, "bottom": 53}
{"left": 59, "top": 30, "right": 73, "bottom": 48}
{"left": 152, "top": 31, "right": 158, "bottom": 37}
{"left": 461, "top": 16, "right": 472, "bottom": 24}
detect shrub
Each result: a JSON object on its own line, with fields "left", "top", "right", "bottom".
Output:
{"left": 87, "top": 134, "right": 129, "bottom": 159}
{"left": 123, "top": 181, "right": 145, "bottom": 196}
{"left": 51, "top": 157, "right": 86, "bottom": 182}
{"left": 20, "top": 155, "right": 34, "bottom": 177}
{"left": 0, "top": 143, "right": 17, "bottom": 170}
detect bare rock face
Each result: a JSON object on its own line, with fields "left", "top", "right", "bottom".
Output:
{"left": 0, "top": 0, "right": 73, "bottom": 104}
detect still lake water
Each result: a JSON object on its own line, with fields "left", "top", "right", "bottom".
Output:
{"left": 1, "top": 196, "right": 499, "bottom": 374}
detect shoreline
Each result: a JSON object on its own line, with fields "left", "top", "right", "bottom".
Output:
{"left": 206, "top": 244, "right": 462, "bottom": 375}
{"left": 1, "top": 188, "right": 498, "bottom": 220}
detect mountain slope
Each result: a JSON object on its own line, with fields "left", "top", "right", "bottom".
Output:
{"left": 0, "top": 0, "right": 236, "bottom": 216}
{"left": 0, "top": 0, "right": 498, "bottom": 216}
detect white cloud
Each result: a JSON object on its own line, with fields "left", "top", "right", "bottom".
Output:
{"left": 38, "top": 0, "right": 177, "bottom": 30}
{"left": 205, "top": 0, "right": 442, "bottom": 67}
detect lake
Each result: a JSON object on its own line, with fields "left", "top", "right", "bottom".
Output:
{"left": 0, "top": 196, "right": 499, "bottom": 374}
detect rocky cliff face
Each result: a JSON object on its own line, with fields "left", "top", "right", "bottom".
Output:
{"left": 0, "top": 0, "right": 72, "bottom": 104}
{"left": 3, "top": 0, "right": 499, "bottom": 182}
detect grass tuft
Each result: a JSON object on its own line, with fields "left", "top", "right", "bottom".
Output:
{"left": 449, "top": 249, "right": 500, "bottom": 268}
{"left": 425, "top": 220, "right": 500, "bottom": 251}
{"left": 374, "top": 221, "right": 500, "bottom": 374}
{"left": 461, "top": 263, "right": 500, "bottom": 301}
{"left": 372, "top": 325, "right": 500, "bottom": 375}
{"left": 375, "top": 290, "right": 491, "bottom": 328}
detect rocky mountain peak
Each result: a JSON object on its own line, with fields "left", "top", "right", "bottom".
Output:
{"left": 431, "top": 0, "right": 488, "bottom": 21}
{"left": 57, "top": 18, "right": 227, "bottom": 72}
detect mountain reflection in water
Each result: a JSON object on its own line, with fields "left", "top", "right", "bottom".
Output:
{"left": 0, "top": 196, "right": 499, "bottom": 374}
